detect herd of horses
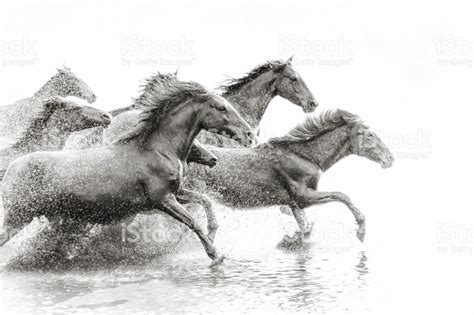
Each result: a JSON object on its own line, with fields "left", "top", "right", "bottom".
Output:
{"left": 0, "top": 58, "right": 394, "bottom": 266}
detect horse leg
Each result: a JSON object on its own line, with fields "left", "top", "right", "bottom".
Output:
{"left": 274, "top": 168, "right": 316, "bottom": 237}
{"left": 158, "top": 194, "right": 224, "bottom": 266}
{"left": 291, "top": 206, "right": 313, "bottom": 237}
{"left": 294, "top": 190, "right": 366, "bottom": 242}
{"left": 177, "top": 189, "right": 218, "bottom": 243}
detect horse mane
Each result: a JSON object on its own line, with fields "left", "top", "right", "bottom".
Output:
{"left": 266, "top": 109, "right": 362, "bottom": 145}
{"left": 217, "top": 60, "right": 288, "bottom": 96}
{"left": 116, "top": 79, "right": 212, "bottom": 146}
{"left": 12, "top": 98, "right": 64, "bottom": 150}
{"left": 108, "top": 72, "right": 178, "bottom": 118}
{"left": 132, "top": 72, "right": 178, "bottom": 109}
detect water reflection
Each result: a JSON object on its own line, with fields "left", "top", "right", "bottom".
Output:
{"left": 1, "top": 247, "right": 369, "bottom": 313}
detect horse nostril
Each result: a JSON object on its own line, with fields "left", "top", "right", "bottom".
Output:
{"left": 246, "top": 131, "right": 253, "bottom": 138}
{"left": 309, "top": 101, "right": 318, "bottom": 108}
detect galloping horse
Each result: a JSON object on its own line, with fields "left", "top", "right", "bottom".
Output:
{"left": 187, "top": 109, "right": 394, "bottom": 243}
{"left": 0, "top": 67, "right": 97, "bottom": 147}
{"left": 0, "top": 79, "right": 254, "bottom": 264}
{"left": 0, "top": 97, "right": 111, "bottom": 179}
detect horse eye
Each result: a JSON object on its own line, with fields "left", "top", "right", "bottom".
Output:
{"left": 290, "top": 77, "right": 298, "bottom": 82}
{"left": 217, "top": 106, "right": 227, "bottom": 112}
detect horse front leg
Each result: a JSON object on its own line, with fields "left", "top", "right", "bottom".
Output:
{"left": 294, "top": 191, "right": 366, "bottom": 242}
{"left": 177, "top": 189, "right": 218, "bottom": 243}
{"left": 290, "top": 206, "right": 313, "bottom": 237}
{"left": 158, "top": 194, "right": 224, "bottom": 266}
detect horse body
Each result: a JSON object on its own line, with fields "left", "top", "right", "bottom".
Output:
{"left": 3, "top": 145, "right": 159, "bottom": 228}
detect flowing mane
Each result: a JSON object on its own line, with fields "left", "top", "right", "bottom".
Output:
{"left": 132, "top": 72, "right": 178, "bottom": 109}
{"left": 108, "top": 72, "right": 178, "bottom": 117}
{"left": 12, "top": 98, "right": 64, "bottom": 150}
{"left": 267, "top": 109, "right": 362, "bottom": 145}
{"left": 218, "top": 60, "right": 288, "bottom": 96}
{"left": 116, "top": 79, "right": 212, "bottom": 145}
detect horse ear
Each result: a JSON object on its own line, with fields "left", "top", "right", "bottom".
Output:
{"left": 174, "top": 68, "right": 179, "bottom": 76}
{"left": 286, "top": 55, "right": 294, "bottom": 64}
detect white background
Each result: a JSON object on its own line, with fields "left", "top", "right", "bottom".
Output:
{"left": 1, "top": 0, "right": 473, "bottom": 313}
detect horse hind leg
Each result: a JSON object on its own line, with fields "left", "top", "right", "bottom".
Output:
{"left": 177, "top": 189, "right": 218, "bottom": 243}
{"left": 158, "top": 194, "right": 224, "bottom": 266}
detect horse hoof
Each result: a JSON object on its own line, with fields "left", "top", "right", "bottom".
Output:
{"left": 210, "top": 255, "right": 225, "bottom": 267}
{"left": 303, "top": 222, "right": 315, "bottom": 238}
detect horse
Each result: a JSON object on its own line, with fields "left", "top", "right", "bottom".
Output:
{"left": 0, "top": 67, "right": 97, "bottom": 147}
{"left": 0, "top": 97, "right": 111, "bottom": 179}
{"left": 0, "top": 79, "right": 255, "bottom": 265}
{"left": 62, "top": 72, "right": 222, "bottom": 240}
{"left": 186, "top": 109, "right": 394, "bottom": 243}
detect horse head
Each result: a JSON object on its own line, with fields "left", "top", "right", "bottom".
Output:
{"left": 273, "top": 57, "right": 318, "bottom": 113}
{"left": 187, "top": 140, "right": 218, "bottom": 167}
{"left": 45, "top": 97, "right": 111, "bottom": 132}
{"left": 350, "top": 123, "right": 394, "bottom": 169}
{"left": 199, "top": 93, "right": 256, "bottom": 147}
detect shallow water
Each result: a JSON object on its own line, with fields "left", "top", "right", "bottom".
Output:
{"left": 0, "top": 200, "right": 370, "bottom": 314}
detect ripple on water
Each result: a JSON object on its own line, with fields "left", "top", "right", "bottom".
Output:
{"left": 0, "top": 205, "right": 370, "bottom": 313}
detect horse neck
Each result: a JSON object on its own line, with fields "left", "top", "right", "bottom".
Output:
{"left": 145, "top": 101, "right": 201, "bottom": 162}
{"left": 223, "top": 71, "right": 277, "bottom": 129}
{"left": 34, "top": 74, "right": 67, "bottom": 98}
{"left": 281, "top": 125, "right": 354, "bottom": 172}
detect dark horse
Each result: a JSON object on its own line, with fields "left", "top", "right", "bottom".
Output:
{"left": 0, "top": 97, "right": 111, "bottom": 179}
{"left": 187, "top": 109, "right": 394, "bottom": 243}
{"left": 0, "top": 80, "right": 255, "bottom": 265}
